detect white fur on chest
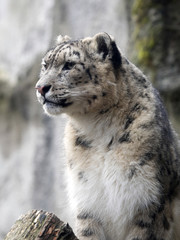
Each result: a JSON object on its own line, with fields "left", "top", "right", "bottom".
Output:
{"left": 66, "top": 148, "right": 160, "bottom": 239}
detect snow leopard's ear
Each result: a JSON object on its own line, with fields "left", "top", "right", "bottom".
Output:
{"left": 92, "top": 32, "right": 112, "bottom": 60}
{"left": 56, "top": 35, "right": 71, "bottom": 44}
{"left": 84, "top": 32, "right": 122, "bottom": 69}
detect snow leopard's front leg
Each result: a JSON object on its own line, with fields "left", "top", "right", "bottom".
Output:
{"left": 75, "top": 211, "right": 106, "bottom": 240}
{"left": 125, "top": 203, "right": 173, "bottom": 240}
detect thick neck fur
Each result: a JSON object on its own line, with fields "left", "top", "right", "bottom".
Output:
{"left": 69, "top": 107, "right": 126, "bottom": 146}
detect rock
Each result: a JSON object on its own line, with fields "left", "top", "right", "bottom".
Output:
{"left": 4, "top": 210, "right": 78, "bottom": 240}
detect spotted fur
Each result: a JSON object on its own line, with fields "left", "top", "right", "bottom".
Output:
{"left": 36, "top": 33, "right": 180, "bottom": 240}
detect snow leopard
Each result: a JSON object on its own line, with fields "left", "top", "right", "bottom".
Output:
{"left": 36, "top": 32, "right": 180, "bottom": 240}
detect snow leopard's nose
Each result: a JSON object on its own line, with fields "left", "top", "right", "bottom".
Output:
{"left": 35, "top": 85, "right": 51, "bottom": 96}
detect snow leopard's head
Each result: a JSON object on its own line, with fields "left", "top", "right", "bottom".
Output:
{"left": 35, "top": 32, "right": 122, "bottom": 116}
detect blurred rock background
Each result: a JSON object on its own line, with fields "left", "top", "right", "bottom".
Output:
{"left": 0, "top": 0, "right": 179, "bottom": 239}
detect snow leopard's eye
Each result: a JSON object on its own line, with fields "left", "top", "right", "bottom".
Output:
{"left": 41, "top": 59, "right": 48, "bottom": 70}
{"left": 62, "top": 61, "right": 76, "bottom": 71}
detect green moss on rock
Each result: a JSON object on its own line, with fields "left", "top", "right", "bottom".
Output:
{"left": 132, "top": 0, "right": 165, "bottom": 73}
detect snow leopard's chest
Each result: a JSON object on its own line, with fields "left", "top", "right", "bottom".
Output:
{"left": 66, "top": 144, "right": 159, "bottom": 236}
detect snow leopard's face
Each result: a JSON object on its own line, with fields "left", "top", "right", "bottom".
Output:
{"left": 35, "top": 33, "right": 121, "bottom": 116}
